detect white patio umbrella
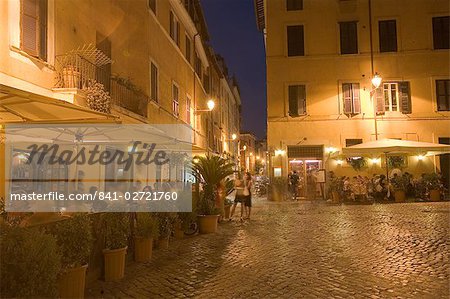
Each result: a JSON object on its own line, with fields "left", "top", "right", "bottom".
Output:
{"left": 342, "top": 139, "right": 450, "bottom": 179}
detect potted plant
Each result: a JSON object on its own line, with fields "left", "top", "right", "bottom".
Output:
{"left": 191, "top": 156, "right": 234, "bottom": 233}
{"left": 269, "top": 177, "right": 288, "bottom": 201}
{"left": 423, "top": 173, "right": 443, "bottom": 201}
{"left": 329, "top": 176, "right": 344, "bottom": 203}
{"left": 48, "top": 214, "right": 93, "bottom": 298}
{"left": 134, "top": 213, "right": 158, "bottom": 262}
{"left": 157, "top": 213, "right": 174, "bottom": 249}
{"left": 1, "top": 223, "right": 62, "bottom": 297}
{"left": 390, "top": 174, "right": 408, "bottom": 202}
{"left": 224, "top": 198, "right": 233, "bottom": 219}
{"left": 348, "top": 157, "right": 367, "bottom": 171}
{"left": 102, "top": 213, "right": 130, "bottom": 281}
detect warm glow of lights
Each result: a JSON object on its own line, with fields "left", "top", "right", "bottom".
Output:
{"left": 417, "top": 155, "right": 425, "bottom": 161}
{"left": 193, "top": 158, "right": 199, "bottom": 163}
{"left": 275, "top": 149, "right": 285, "bottom": 156}
{"left": 256, "top": 156, "right": 260, "bottom": 159}
{"left": 336, "top": 159, "right": 343, "bottom": 165}
{"left": 207, "top": 99, "right": 215, "bottom": 111}
{"left": 371, "top": 73, "right": 382, "bottom": 89}
{"left": 369, "top": 158, "right": 381, "bottom": 164}
{"left": 250, "top": 152, "right": 253, "bottom": 156}
{"left": 325, "top": 146, "right": 337, "bottom": 154}
{"left": 231, "top": 133, "right": 237, "bottom": 140}
{"left": 243, "top": 145, "right": 247, "bottom": 150}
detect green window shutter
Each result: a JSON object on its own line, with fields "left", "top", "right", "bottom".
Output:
{"left": 288, "top": 85, "right": 299, "bottom": 117}
{"left": 21, "top": 0, "right": 39, "bottom": 57}
{"left": 352, "top": 83, "right": 361, "bottom": 114}
{"left": 399, "top": 81, "right": 411, "bottom": 114}
{"left": 342, "top": 83, "right": 353, "bottom": 114}
{"left": 375, "top": 87, "right": 385, "bottom": 114}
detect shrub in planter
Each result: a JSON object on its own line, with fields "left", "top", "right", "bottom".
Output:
{"left": 157, "top": 213, "right": 176, "bottom": 248}
{"left": 423, "top": 173, "right": 444, "bottom": 201}
{"left": 391, "top": 174, "right": 409, "bottom": 202}
{"left": 135, "top": 213, "right": 158, "bottom": 262}
{"left": 269, "top": 177, "right": 288, "bottom": 201}
{"left": 102, "top": 213, "right": 130, "bottom": 281}
{"left": 0, "top": 223, "right": 62, "bottom": 298}
{"left": 48, "top": 213, "right": 93, "bottom": 298}
{"left": 329, "top": 177, "right": 344, "bottom": 203}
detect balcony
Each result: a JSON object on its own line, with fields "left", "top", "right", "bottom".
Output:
{"left": 110, "top": 77, "right": 148, "bottom": 118}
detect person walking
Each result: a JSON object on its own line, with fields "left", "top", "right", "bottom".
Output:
{"left": 243, "top": 172, "right": 253, "bottom": 220}
{"left": 230, "top": 176, "right": 245, "bottom": 221}
{"left": 289, "top": 170, "right": 300, "bottom": 200}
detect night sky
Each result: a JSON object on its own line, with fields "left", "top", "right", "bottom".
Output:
{"left": 201, "top": 0, "right": 267, "bottom": 140}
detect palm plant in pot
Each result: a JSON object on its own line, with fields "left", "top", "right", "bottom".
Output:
{"left": 134, "top": 213, "right": 158, "bottom": 262}
{"left": 191, "top": 155, "right": 234, "bottom": 233}
{"left": 102, "top": 213, "right": 130, "bottom": 281}
{"left": 48, "top": 213, "right": 93, "bottom": 298}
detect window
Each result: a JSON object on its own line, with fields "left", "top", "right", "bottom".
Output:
{"left": 433, "top": 16, "right": 449, "bottom": 49}
{"left": 342, "top": 83, "right": 361, "bottom": 114}
{"left": 203, "top": 68, "right": 210, "bottom": 93}
{"left": 186, "top": 96, "right": 194, "bottom": 126}
{"left": 148, "top": 0, "right": 156, "bottom": 14}
{"left": 340, "top": 21, "right": 358, "bottom": 54}
{"left": 169, "top": 11, "right": 180, "bottom": 46}
{"left": 287, "top": 25, "right": 304, "bottom": 56}
{"left": 288, "top": 85, "right": 306, "bottom": 116}
{"left": 436, "top": 79, "right": 450, "bottom": 111}
{"left": 185, "top": 34, "right": 191, "bottom": 63}
{"left": 20, "top": 0, "right": 48, "bottom": 60}
{"left": 375, "top": 82, "right": 411, "bottom": 114}
{"left": 345, "top": 139, "right": 363, "bottom": 147}
{"left": 287, "top": 0, "right": 303, "bottom": 11}
{"left": 150, "top": 62, "right": 158, "bottom": 102}
{"left": 383, "top": 83, "right": 399, "bottom": 111}
{"left": 172, "top": 83, "right": 179, "bottom": 117}
{"left": 379, "top": 20, "right": 397, "bottom": 52}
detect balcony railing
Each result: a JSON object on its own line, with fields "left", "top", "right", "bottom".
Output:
{"left": 55, "top": 53, "right": 110, "bottom": 91}
{"left": 110, "top": 77, "right": 148, "bottom": 118}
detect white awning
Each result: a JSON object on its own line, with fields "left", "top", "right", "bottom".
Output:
{"left": 342, "top": 139, "right": 450, "bottom": 156}
{"left": 0, "top": 85, "right": 120, "bottom": 124}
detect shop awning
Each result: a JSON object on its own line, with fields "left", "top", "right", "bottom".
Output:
{"left": 342, "top": 139, "right": 450, "bottom": 156}
{"left": 0, "top": 85, "right": 120, "bottom": 124}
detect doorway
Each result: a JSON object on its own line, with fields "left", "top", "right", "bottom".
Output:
{"left": 288, "top": 159, "right": 323, "bottom": 198}
{"left": 439, "top": 137, "right": 450, "bottom": 190}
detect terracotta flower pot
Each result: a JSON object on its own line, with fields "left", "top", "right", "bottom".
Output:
{"left": 134, "top": 237, "right": 153, "bottom": 263}
{"left": 174, "top": 227, "right": 184, "bottom": 239}
{"left": 58, "top": 264, "right": 88, "bottom": 298}
{"left": 430, "top": 189, "right": 441, "bottom": 201}
{"left": 158, "top": 237, "right": 169, "bottom": 249}
{"left": 224, "top": 205, "right": 231, "bottom": 219}
{"left": 103, "top": 247, "right": 127, "bottom": 281}
{"left": 197, "top": 215, "right": 219, "bottom": 234}
{"left": 394, "top": 190, "right": 406, "bottom": 202}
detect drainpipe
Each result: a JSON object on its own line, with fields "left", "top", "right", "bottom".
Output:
{"left": 193, "top": 32, "right": 199, "bottom": 148}
{"left": 368, "top": 0, "right": 379, "bottom": 140}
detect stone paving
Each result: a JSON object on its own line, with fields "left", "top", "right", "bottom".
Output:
{"left": 87, "top": 199, "right": 450, "bottom": 298}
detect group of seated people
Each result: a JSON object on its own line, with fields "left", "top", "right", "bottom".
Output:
{"left": 328, "top": 171, "right": 444, "bottom": 202}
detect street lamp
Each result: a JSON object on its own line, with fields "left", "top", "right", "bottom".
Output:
{"left": 231, "top": 133, "right": 237, "bottom": 140}
{"left": 195, "top": 99, "right": 215, "bottom": 113}
{"left": 370, "top": 73, "right": 382, "bottom": 140}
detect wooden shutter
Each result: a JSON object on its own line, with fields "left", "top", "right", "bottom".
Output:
{"left": 379, "top": 20, "right": 397, "bottom": 52}
{"left": 298, "top": 85, "right": 306, "bottom": 115}
{"left": 375, "top": 87, "right": 385, "bottom": 114}
{"left": 169, "top": 11, "right": 174, "bottom": 40}
{"left": 340, "top": 21, "right": 358, "bottom": 54}
{"left": 38, "top": 0, "right": 47, "bottom": 60}
{"left": 287, "top": 0, "right": 303, "bottom": 11}
{"left": 352, "top": 83, "right": 361, "bottom": 114}
{"left": 399, "top": 81, "right": 411, "bottom": 114}
{"left": 287, "top": 25, "right": 304, "bottom": 56}
{"left": 21, "top": 0, "right": 39, "bottom": 56}
{"left": 288, "top": 85, "right": 299, "bottom": 117}
{"left": 343, "top": 83, "right": 353, "bottom": 114}
{"left": 176, "top": 22, "right": 180, "bottom": 46}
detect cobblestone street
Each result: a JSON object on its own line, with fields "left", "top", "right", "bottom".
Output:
{"left": 88, "top": 199, "right": 450, "bottom": 298}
